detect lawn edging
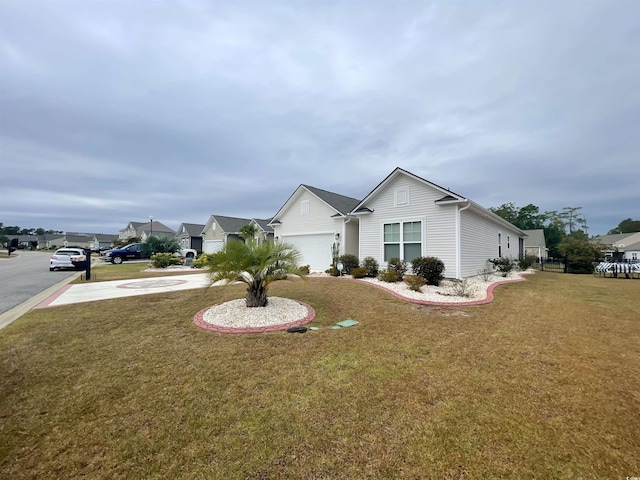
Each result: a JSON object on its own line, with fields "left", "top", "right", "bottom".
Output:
{"left": 193, "top": 300, "right": 316, "bottom": 334}
{"left": 352, "top": 270, "right": 535, "bottom": 307}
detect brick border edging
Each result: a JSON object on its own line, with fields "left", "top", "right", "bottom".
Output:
{"left": 351, "top": 270, "right": 535, "bottom": 307}
{"left": 34, "top": 284, "right": 73, "bottom": 309}
{"left": 193, "top": 299, "right": 316, "bottom": 334}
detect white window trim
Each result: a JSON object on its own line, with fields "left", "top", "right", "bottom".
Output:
{"left": 380, "top": 217, "right": 425, "bottom": 263}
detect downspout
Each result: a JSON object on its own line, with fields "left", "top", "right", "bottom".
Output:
{"left": 456, "top": 202, "right": 471, "bottom": 279}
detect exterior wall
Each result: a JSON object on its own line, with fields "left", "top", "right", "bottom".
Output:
{"left": 358, "top": 174, "right": 457, "bottom": 277}
{"left": 274, "top": 189, "right": 344, "bottom": 238}
{"left": 201, "top": 219, "right": 226, "bottom": 244}
{"left": 343, "top": 220, "right": 359, "bottom": 257}
{"left": 460, "top": 208, "right": 523, "bottom": 278}
{"left": 624, "top": 249, "right": 639, "bottom": 262}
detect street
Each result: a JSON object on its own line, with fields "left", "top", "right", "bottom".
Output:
{"left": 0, "top": 251, "right": 78, "bottom": 315}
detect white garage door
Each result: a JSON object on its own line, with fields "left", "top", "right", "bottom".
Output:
{"left": 281, "top": 234, "right": 334, "bottom": 272}
{"left": 204, "top": 240, "right": 224, "bottom": 254}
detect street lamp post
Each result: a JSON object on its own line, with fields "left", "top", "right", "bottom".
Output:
{"left": 149, "top": 216, "right": 153, "bottom": 237}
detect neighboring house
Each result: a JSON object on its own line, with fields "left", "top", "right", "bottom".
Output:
{"left": 269, "top": 168, "right": 526, "bottom": 278}
{"left": 175, "top": 223, "right": 205, "bottom": 251}
{"left": 622, "top": 241, "right": 640, "bottom": 262}
{"left": 522, "top": 229, "right": 548, "bottom": 259}
{"left": 592, "top": 232, "right": 640, "bottom": 261}
{"left": 249, "top": 218, "right": 274, "bottom": 244}
{"left": 90, "top": 234, "right": 118, "bottom": 251}
{"left": 39, "top": 233, "right": 66, "bottom": 249}
{"left": 269, "top": 185, "right": 361, "bottom": 270}
{"left": 5, "top": 235, "right": 38, "bottom": 249}
{"left": 119, "top": 221, "right": 175, "bottom": 241}
{"left": 201, "top": 215, "right": 252, "bottom": 253}
{"left": 63, "top": 234, "right": 93, "bottom": 249}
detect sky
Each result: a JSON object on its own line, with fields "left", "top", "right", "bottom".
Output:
{"left": 1, "top": 1, "right": 638, "bottom": 237}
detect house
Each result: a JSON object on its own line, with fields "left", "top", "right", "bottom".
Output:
{"left": 352, "top": 168, "right": 526, "bottom": 279}
{"left": 119, "top": 221, "right": 175, "bottom": 241}
{"left": 201, "top": 215, "right": 252, "bottom": 253}
{"left": 90, "top": 234, "right": 118, "bottom": 251}
{"left": 268, "top": 185, "right": 361, "bottom": 270}
{"left": 249, "top": 218, "right": 275, "bottom": 244}
{"left": 592, "top": 232, "right": 640, "bottom": 261}
{"left": 622, "top": 240, "right": 640, "bottom": 262}
{"left": 522, "top": 229, "right": 548, "bottom": 260}
{"left": 175, "top": 223, "right": 205, "bottom": 251}
{"left": 270, "top": 168, "right": 526, "bottom": 278}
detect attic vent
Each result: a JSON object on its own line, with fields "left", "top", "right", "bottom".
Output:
{"left": 301, "top": 200, "right": 310, "bottom": 214}
{"left": 395, "top": 187, "right": 409, "bottom": 206}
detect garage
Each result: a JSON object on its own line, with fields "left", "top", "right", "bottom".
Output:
{"left": 281, "top": 234, "right": 334, "bottom": 272}
{"left": 204, "top": 240, "right": 224, "bottom": 254}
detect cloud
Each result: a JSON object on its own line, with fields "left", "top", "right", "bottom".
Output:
{"left": 0, "top": 0, "right": 638, "bottom": 235}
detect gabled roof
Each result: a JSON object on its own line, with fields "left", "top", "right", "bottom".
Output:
{"left": 270, "top": 184, "right": 361, "bottom": 223}
{"left": 139, "top": 221, "right": 174, "bottom": 233}
{"left": 624, "top": 240, "right": 640, "bottom": 251}
{"left": 352, "top": 167, "right": 466, "bottom": 212}
{"left": 204, "top": 215, "right": 252, "bottom": 234}
{"left": 251, "top": 218, "right": 274, "bottom": 233}
{"left": 591, "top": 233, "right": 638, "bottom": 246}
{"left": 523, "top": 229, "right": 546, "bottom": 248}
{"left": 301, "top": 185, "right": 361, "bottom": 216}
{"left": 351, "top": 167, "right": 526, "bottom": 236}
{"left": 177, "top": 223, "right": 206, "bottom": 237}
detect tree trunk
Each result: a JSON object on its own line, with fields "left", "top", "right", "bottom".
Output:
{"left": 246, "top": 281, "right": 268, "bottom": 307}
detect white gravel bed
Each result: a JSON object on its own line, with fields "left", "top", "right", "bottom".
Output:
{"left": 358, "top": 272, "right": 524, "bottom": 303}
{"left": 202, "top": 297, "right": 308, "bottom": 328}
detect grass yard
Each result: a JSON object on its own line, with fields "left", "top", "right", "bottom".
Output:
{"left": 75, "top": 262, "right": 204, "bottom": 283}
{"left": 0, "top": 272, "right": 639, "bottom": 479}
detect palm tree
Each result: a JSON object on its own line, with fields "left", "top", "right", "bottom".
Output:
{"left": 238, "top": 224, "right": 259, "bottom": 243}
{"left": 203, "top": 240, "right": 302, "bottom": 307}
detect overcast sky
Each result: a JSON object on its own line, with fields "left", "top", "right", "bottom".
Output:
{"left": 1, "top": 1, "right": 638, "bottom": 236}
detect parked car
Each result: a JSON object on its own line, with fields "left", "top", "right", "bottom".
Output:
{"left": 102, "top": 243, "right": 146, "bottom": 264}
{"left": 49, "top": 248, "right": 88, "bottom": 271}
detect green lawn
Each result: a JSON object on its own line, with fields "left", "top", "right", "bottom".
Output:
{"left": 0, "top": 272, "right": 639, "bottom": 479}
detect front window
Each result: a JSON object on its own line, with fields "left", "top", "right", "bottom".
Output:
{"left": 384, "top": 221, "right": 422, "bottom": 262}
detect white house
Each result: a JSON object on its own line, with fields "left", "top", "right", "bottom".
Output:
{"left": 352, "top": 168, "right": 526, "bottom": 279}
{"left": 269, "top": 185, "right": 360, "bottom": 270}
{"left": 269, "top": 168, "right": 526, "bottom": 278}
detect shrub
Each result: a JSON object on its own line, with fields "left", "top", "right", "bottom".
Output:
{"left": 567, "top": 256, "right": 595, "bottom": 274}
{"left": 478, "top": 269, "right": 493, "bottom": 281}
{"left": 404, "top": 275, "right": 426, "bottom": 292}
{"left": 439, "top": 279, "right": 475, "bottom": 298}
{"left": 193, "top": 253, "right": 213, "bottom": 269}
{"left": 518, "top": 255, "right": 536, "bottom": 271}
{"left": 411, "top": 256, "right": 445, "bottom": 286}
{"left": 350, "top": 267, "right": 368, "bottom": 279}
{"left": 297, "top": 265, "right": 310, "bottom": 275}
{"left": 387, "top": 257, "right": 407, "bottom": 279}
{"left": 150, "top": 253, "right": 182, "bottom": 268}
{"left": 361, "top": 257, "right": 379, "bottom": 277}
{"left": 489, "top": 257, "right": 515, "bottom": 277}
{"left": 338, "top": 254, "right": 360, "bottom": 274}
{"left": 325, "top": 266, "right": 340, "bottom": 276}
{"left": 377, "top": 269, "right": 400, "bottom": 283}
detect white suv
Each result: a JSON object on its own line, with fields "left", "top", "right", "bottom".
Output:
{"left": 49, "top": 248, "right": 87, "bottom": 271}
